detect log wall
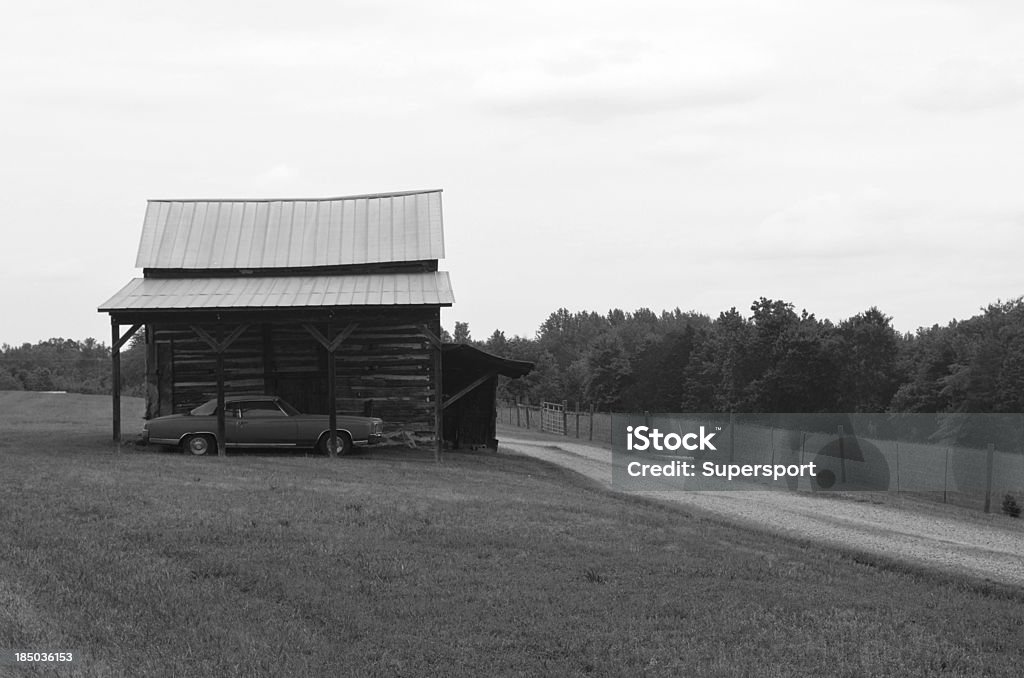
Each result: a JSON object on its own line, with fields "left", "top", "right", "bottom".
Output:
{"left": 147, "top": 309, "right": 441, "bottom": 436}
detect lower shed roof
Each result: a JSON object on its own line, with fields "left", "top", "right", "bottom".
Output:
{"left": 98, "top": 271, "right": 454, "bottom": 312}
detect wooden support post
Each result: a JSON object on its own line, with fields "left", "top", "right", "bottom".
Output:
{"left": 327, "top": 322, "right": 338, "bottom": 458}
{"left": 419, "top": 324, "right": 444, "bottom": 463}
{"left": 433, "top": 343, "right": 442, "bottom": 462}
{"left": 562, "top": 400, "right": 568, "bottom": 436}
{"left": 589, "top": 403, "right": 594, "bottom": 441}
{"left": 216, "top": 325, "right": 226, "bottom": 457}
{"left": 110, "top": 321, "right": 142, "bottom": 447}
{"left": 144, "top": 325, "right": 157, "bottom": 420}
{"left": 984, "top": 443, "right": 995, "bottom": 514}
{"left": 111, "top": 320, "right": 121, "bottom": 445}
{"left": 301, "top": 322, "right": 358, "bottom": 458}
{"left": 190, "top": 322, "right": 249, "bottom": 458}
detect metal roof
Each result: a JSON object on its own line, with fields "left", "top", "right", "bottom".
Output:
{"left": 442, "top": 344, "right": 534, "bottom": 378}
{"left": 135, "top": 189, "right": 444, "bottom": 269}
{"left": 98, "top": 272, "right": 455, "bottom": 311}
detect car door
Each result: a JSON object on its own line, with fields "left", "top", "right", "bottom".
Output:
{"left": 234, "top": 400, "right": 299, "bottom": 446}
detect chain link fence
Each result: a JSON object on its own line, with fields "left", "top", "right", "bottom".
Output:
{"left": 498, "top": 402, "right": 1024, "bottom": 515}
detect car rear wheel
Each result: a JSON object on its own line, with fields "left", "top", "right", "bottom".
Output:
{"left": 182, "top": 434, "right": 216, "bottom": 456}
{"left": 317, "top": 431, "right": 353, "bottom": 456}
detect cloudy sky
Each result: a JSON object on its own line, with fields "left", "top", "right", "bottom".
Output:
{"left": 3, "top": 0, "right": 1023, "bottom": 345}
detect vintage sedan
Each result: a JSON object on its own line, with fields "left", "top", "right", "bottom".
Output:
{"left": 143, "top": 395, "right": 383, "bottom": 456}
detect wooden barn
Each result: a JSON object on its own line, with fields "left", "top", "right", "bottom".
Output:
{"left": 98, "top": 189, "right": 529, "bottom": 454}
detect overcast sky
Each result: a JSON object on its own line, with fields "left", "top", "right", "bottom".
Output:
{"left": 3, "top": 0, "right": 1023, "bottom": 346}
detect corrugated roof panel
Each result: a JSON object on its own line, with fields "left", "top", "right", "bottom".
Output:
{"left": 93, "top": 274, "right": 444, "bottom": 311}
{"left": 428, "top": 192, "right": 444, "bottom": 257}
{"left": 313, "top": 202, "right": 329, "bottom": 267}
{"left": 99, "top": 272, "right": 453, "bottom": 311}
{"left": 134, "top": 190, "right": 443, "bottom": 269}
{"left": 236, "top": 202, "right": 257, "bottom": 267}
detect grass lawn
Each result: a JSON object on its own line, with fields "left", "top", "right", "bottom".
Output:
{"left": 1, "top": 391, "right": 1023, "bottom": 677}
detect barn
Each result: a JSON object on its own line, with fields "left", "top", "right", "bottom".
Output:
{"left": 98, "top": 189, "right": 529, "bottom": 455}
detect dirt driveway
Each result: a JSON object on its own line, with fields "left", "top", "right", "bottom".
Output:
{"left": 499, "top": 433, "right": 1024, "bottom": 587}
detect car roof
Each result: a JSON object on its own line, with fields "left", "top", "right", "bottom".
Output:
{"left": 199, "top": 395, "right": 280, "bottom": 406}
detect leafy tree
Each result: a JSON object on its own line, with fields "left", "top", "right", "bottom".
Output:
{"left": 452, "top": 321, "right": 472, "bottom": 344}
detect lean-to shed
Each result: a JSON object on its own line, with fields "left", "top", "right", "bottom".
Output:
{"left": 99, "top": 189, "right": 462, "bottom": 454}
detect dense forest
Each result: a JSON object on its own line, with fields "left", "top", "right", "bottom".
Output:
{"left": 453, "top": 297, "right": 1024, "bottom": 416}
{"left": 0, "top": 335, "right": 145, "bottom": 396}
{"left": 3, "top": 296, "right": 1024, "bottom": 417}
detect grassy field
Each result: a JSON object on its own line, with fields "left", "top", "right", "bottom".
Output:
{"left": 1, "top": 392, "right": 1023, "bottom": 677}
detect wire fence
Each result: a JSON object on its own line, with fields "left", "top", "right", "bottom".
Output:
{"left": 498, "top": 401, "right": 1024, "bottom": 516}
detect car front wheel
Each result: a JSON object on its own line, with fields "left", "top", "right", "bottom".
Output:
{"left": 182, "top": 434, "right": 216, "bottom": 456}
{"left": 317, "top": 431, "right": 353, "bottom": 457}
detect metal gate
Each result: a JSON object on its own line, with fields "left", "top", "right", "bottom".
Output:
{"left": 541, "top": 401, "right": 565, "bottom": 435}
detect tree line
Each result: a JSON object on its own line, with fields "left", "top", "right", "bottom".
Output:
{"left": 453, "top": 297, "right": 1024, "bottom": 417}
{"left": 5, "top": 296, "right": 1023, "bottom": 420}
{"left": 0, "top": 335, "right": 145, "bottom": 395}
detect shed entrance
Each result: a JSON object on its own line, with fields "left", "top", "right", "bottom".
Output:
{"left": 440, "top": 344, "right": 533, "bottom": 450}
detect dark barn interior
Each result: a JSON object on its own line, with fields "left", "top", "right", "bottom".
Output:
{"left": 441, "top": 344, "right": 533, "bottom": 449}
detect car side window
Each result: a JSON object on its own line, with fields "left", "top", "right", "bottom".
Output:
{"left": 240, "top": 401, "right": 287, "bottom": 418}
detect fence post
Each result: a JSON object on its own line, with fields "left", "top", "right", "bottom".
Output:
{"left": 943, "top": 447, "right": 950, "bottom": 504}
{"left": 895, "top": 441, "right": 900, "bottom": 494}
{"left": 575, "top": 401, "right": 580, "bottom": 438}
{"left": 589, "top": 403, "right": 595, "bottom": 441}
{"left": 525, "top": 405, "right": 530, "bottom": 429}
{"left": 729, "top": 412, "right": 735, "bottom": 464}
{"left": 837, "top": 424, "right": 846, "bottom": 483}
{"left": 984, "top": 443, "right": 995, "bottom": 514}
{"left": 800, "top": 431, "right": 806, "bottom": 490}
{"left": 562, "top": 400, "right": 568, "bottom": 436}
{"left": 516, "top": 399, "right": 521, "bottom": 427}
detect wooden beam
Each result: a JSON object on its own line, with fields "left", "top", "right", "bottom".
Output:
{"left": 113, "top": 323, "right": 142, "bottom": 351}
{"left": 301, "top": 322, "right": 358, "bottom": 459}
{"left": 191, "top": 324, "right": 249, "bottom": 354}
{"left": 216, "top": 324, "right": 226, "bottom": 457}
{"left": 433, "top": 339, "right": 442, "bottom": 462}
{"left": 420, "top": 324, "right": 443, "bottom": 349}
{"left": 145, "top": 325, "right": 157, "bottom": 420}
{"left": 443, "top": 370, "right": 497, "bottom": 410}
{"left": 302, "top": 322, "right": 358, "bottom": 352}
{"left": 111, "top": 319, "right": 121, "bottom": 445}
{"left": 327, "top": 351, "right": 338, "bottom": 457}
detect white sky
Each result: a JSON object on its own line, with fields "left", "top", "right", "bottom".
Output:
{"left": 2, "top": 0, "right": 1023, "bottom": 345}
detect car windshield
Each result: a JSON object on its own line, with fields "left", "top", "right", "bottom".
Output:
{"left": 276, "top": 400, "right": 300, "bottom": 416}
{"left": 189, "top": 400, "right": 217, "bottom": 416}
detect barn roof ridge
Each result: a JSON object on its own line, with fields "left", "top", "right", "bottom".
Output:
{"left": 147, "top": 188, "right": 442, "bottom": 204}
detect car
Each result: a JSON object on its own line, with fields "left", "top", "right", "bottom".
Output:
{"left": 142, "top": 395, "right": 384, "bottom": 456}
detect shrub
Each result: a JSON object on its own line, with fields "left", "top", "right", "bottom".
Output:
{"left": 1002, "top": 494, "right": 1021, "bottom": 518}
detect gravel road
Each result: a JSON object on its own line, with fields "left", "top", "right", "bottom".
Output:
{"left": 500, "top": 435, "right": 1024, "bottom": 587}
